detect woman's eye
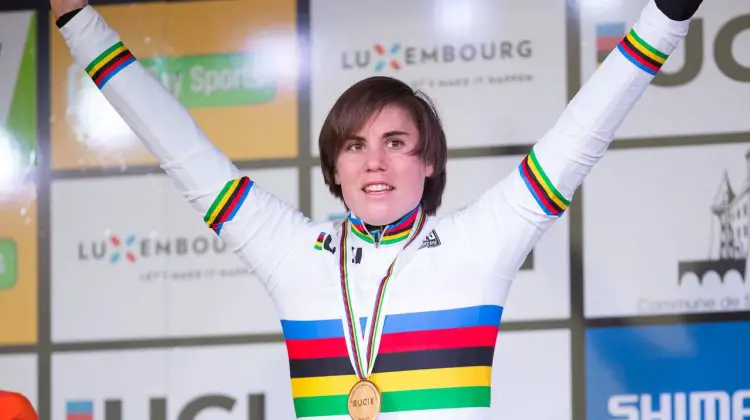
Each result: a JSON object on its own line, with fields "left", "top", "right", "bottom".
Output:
{"left": 388, "top": 139, "right": 405, "bottom": 148}
{"left": 348, "top": 142, "right": 364, "bottom": 151}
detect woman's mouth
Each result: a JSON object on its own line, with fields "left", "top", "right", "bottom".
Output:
{"left": 363, "top": 183, "right": 394, "bottom": 196}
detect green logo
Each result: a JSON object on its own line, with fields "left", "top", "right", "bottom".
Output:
{"left": 140, "top": 52, "right": 277, "bottom": 108}
{"left": 0, "top": 239, "right": 17, "bottom": 290}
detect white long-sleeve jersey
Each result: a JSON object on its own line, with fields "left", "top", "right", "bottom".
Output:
{"left": 58, "top": 2, "right": 690, "bottom": 418}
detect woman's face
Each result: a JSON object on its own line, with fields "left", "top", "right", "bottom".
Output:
{"left": 334, "top": 104, "right": 433, "bottom": 226}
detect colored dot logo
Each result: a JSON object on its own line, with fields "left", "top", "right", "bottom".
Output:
{"left": 373, "top": 44, "right": 402, "bottom": 72}
{"left": 109, "top": 234, "right": 137, "bottom": 264}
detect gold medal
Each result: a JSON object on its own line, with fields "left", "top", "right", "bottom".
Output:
{"left": 348, "top": 379, "right": 381, "bottom": 420}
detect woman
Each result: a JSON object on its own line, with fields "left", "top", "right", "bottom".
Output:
{"left": 51, "top": 0, "right": 703, "bottom": 418}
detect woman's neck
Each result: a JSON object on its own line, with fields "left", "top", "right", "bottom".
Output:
{"left": 357, "top": 205, "right": 420, "bottom": 235}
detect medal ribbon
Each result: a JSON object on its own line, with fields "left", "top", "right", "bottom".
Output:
{"left": 338, "top": 208, "right": 427, "bottom": 380}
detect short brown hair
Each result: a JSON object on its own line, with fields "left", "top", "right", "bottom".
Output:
{"left": 318, "top": 76, "right": 448, "bottom": 216}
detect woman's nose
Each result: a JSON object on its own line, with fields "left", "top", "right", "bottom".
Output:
{"left": 364, "top": 147, "right": 387, "bottom": 171}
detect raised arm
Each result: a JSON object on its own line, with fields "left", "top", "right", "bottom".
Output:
{"left": 454, "top": 0, "right": 701, "bottom": 279}
{"left": 54, "top": 4, "right": 311, "bottom": 292}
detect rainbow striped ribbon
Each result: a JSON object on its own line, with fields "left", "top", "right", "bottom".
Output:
{"left": 338, "top": 207, "right": 427, "bottom": 380}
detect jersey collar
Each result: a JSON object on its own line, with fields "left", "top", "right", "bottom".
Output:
{"left": 347, "top": 205, "right": 421, "bottom": 247}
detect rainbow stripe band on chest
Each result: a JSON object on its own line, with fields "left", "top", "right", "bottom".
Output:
{"left": 280, "top": 304, "right": 503, "bottom": 417}
{"left": 86, "top": 41, "right": 136, "bottom": 89}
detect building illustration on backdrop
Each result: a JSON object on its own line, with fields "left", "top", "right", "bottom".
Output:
{"left": 678, "top": 150, "right": 750, "bottom": 285}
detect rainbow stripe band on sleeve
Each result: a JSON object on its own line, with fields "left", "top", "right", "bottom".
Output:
{"left": 518, "top": 149, "right": 570, "bottom": 217}
{"left": 204, "top": 176, "right": 254, "bottom": 235}
{"left": 617, "top": 28, "right": 668, "bottom": 75}
{"left": 85, "top": 41, "right": 136, "bottom": 89}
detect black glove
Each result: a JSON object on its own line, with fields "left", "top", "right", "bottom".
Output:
{"left": 654, "top": 0, "right": 704, "bottom": 21}
{"left": 56, "top": 7, "right": 82, "bottom": 28}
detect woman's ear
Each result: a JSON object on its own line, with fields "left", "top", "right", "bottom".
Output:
{"left": 425, "top": 163, "right": 434, "bottom": 178}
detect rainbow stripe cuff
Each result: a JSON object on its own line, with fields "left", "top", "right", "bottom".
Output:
{"left": 86, "top": 41, "right": 136, "bottom": 89}
{"left": 617, "top": 28, "right": 668, "bottom": 75}
{"left": 519, "top": 148, "right": 570, "bottom": 217}
{"left": 204, "top": 176, "right": 254, "bottom": 235}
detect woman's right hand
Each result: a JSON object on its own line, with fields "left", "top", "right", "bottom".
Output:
{"left": 50, "top": 0, "right": 88, "bottom": 20}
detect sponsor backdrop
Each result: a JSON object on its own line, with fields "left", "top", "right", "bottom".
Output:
{"left": 50, "top": 168, "right": 297, "bottom": 342}
{"left": 580, "top": 0, "right": 750, "bottom": 139}
{"left": 52, "top": 344, "right": 293, "bottom": 420}
{"left": 0, "top": 0, "right": 747, "bottom": 419}
{"left": 49, "top": 0, "right": 299, "bottom": 171}
{"left": 583, "top": 143, "right": 750, "bottom": 319}
{"left": 309, "top": 0, "right": 569, "bottom": 154}
{"left": 0, "top": 9, "right": 38, "bottom": 346}
{"left": 586, "top": 321, "right": 750, "bottom": 419}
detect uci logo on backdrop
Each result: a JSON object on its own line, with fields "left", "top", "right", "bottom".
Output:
{"left": 65, "top": 394, "right": 266, "bottom": 420}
